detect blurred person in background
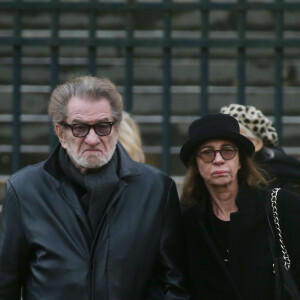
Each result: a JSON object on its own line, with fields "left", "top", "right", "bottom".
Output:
{"left": 221, "top": 104, "right": 300, "bottom": 195}
{"left": 0, "top": 76, "right": 189, "bottom": 300}
{"left": 180, "top": 113, "right": 300, "bottom": 300}
{"left": 119, "top": 111, "right": 145, "bottom": 163}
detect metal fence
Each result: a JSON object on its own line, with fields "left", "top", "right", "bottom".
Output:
{"left": 1, "top": 0, "right": 300, "bottom": 175}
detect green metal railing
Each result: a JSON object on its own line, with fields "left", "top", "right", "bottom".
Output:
{"left": 1, "top": 0, "right": 300, "bottom": 174}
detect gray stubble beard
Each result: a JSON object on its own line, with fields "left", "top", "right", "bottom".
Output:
{"left": 65, "top": 134, "right": 118, "bottom": 172}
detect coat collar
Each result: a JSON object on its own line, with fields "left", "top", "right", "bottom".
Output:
{"left": 116, "top": 142, "right": 141, "bottom": 179}
{"left": 43, "top": 142, "right": 141, "bottom": 243}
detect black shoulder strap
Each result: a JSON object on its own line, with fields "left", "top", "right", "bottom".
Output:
{"left": 266, "top": 188, "right": 279, "bottom": 259}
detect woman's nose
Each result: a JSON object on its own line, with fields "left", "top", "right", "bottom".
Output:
{"left": 213, "top": 151, "right": 224, "bottom": 162}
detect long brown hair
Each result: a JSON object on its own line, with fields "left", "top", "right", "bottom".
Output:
{"left": 180, "top": 147, "right": 269, "bottom": 208}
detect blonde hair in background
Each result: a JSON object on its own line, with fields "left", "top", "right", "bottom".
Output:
{"left": 118, "top": 111, "right": 145, "bottom": 163}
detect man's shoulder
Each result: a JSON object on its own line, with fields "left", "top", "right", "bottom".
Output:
{"left": 125, "top": 161, "right": 174, "bottom": 189}
{"left": 117, "top": 144, "right": 170, "bottom": 179}
{"left": 8, "top": 161, "right": 46, "bottom": 185}
{"left": 133, "top": 161, "right": 171, "bottom": 179}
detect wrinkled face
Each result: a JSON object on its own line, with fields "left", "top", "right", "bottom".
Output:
{"left": 196, "top": 139, "right": 241, "bottom": 189}
{"left": 55, "top": 97, "right": 118, "bottom": 173}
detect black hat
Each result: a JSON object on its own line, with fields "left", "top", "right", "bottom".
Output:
{"left": 180, "top": 113, "right": 255, "bottom": 167}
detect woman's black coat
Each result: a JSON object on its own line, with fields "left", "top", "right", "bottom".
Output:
{"left": 182, "top": 184, "right": 300, "bottom": 300}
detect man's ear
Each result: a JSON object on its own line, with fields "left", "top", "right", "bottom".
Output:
{"left": 55, "top": 124, "right": 67, "bottom": 149}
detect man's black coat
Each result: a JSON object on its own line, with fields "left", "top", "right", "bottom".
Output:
{"left": 0, "top": 144, "right": 189, "bottom": 300}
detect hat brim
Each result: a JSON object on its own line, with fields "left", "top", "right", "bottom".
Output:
{"left": 180, "top": 129, "right": 255, "bottom": 167}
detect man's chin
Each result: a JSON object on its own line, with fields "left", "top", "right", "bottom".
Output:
{"left": 65, "top": 144, "right": 116, "bottom": 173}
{"left": 81, "top": 157, "right": 108, "bottom": 170}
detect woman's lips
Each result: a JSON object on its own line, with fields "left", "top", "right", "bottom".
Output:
{"left": 212, "top": 171, "right": 227, "bottom": 176}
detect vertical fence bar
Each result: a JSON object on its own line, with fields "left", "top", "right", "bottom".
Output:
{"left": 88, "top": 0, "right": 97, "bottom": 76}
{"left": 274, "top": 0, "right": 284, "bottom": 146}
{"left": 124, "top": 0, "right": 135, "bottom": 112}
{"left": 12, "top": 0, "right": 22, "bottom": 173}
{"left": 162, "top": 0, "right": 172, "bottom": 174}
{"left": 50, "top": 0, "right": 60, "bottom": 150}
{"left": 237, "top": 0, "right": 246, "bottom": 105}
{"left": 200, "top": 0, "right": 209, "bottom": 115}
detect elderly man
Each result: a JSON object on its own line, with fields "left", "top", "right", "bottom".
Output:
{"left": 0, "top": 76, "right": 189, "bottom": 300}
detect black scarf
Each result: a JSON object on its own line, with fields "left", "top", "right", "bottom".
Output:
{"left": 58, "top": 147, "right": 119, "bottom": 235}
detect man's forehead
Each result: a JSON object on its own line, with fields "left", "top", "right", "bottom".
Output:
{"left": 67, "top": 96, "right": 110, "bottom": 106}
{"left": 66, "top": 97, "right": 112, "bottom": 121}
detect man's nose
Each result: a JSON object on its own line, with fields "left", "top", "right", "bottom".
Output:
{"left": 84, "top": 128, "right": 100, "bottom": 145}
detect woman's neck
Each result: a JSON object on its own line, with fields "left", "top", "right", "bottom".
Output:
{"left": 207, "top": 183, "right": 239, "bottom": 221}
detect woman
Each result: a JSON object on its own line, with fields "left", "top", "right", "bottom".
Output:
{"left": 220, "top": 104, "right": 300, "bottom": 195}
{"left": 180, "top": 113, "right": 300, "bottom": 300}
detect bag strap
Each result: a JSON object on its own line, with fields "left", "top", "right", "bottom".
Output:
{"left": 266, "top": 190, "right": 279, "bottom": 265}
{"left": 266, "top": 187, "right": 291, "bottom": 271}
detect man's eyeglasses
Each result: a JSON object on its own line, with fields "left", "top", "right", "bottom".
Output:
{"left": 60, "top": 122, "right": 115, "bottom": 138}
{"left": 197, "top": 146, "right": 238, "bottom": 163}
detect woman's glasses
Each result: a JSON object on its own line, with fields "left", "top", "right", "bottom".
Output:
{"left": 197, "top": 146, "right": 238, "bottom": 163}
{"left": 60, "top": 122, "right": 115, "bottom": 137}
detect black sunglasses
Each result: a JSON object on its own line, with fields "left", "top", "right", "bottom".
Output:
{"left": 197, "top": 146, "right": 238, "bottom": 163}
{"left": 60, "top": 122, "right": 115, "bottom": 137}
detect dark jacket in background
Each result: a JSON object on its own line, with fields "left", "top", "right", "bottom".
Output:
{"left": 0, "top": 144, "right": 189, "bottom": 300}
{"left": 182, "top": 184, "right": 300, "bottom": 300}
{"left": 255, "top": 147, "right": 300, "bottom": 195}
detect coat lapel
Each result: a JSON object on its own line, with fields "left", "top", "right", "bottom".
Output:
{"left": 44, "top": 143, "right": 141, "bottom": 250}
{"left": 228, "top": 186, "right": 268, "bottom": 295}
{"left": 57, "top": 180, "right": 93, "bottom": 241}
{"left": 187, "top": 202, "right": 240, "bottom": 297}
{"left": 197, "top": 220, "right": 240, "bottom": 296}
